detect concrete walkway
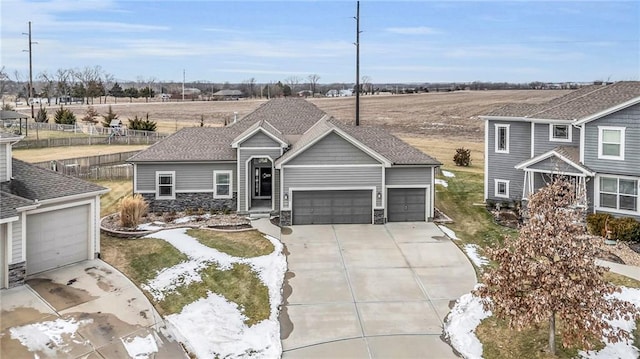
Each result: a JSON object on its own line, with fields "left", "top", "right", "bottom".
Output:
{"left": 276, "top": 222, "right": 477, "bottom": 359}
{"left": 597, "top": 259, "right": 640, "bottom": 281}
{"left": 0, "top": 259, "right": 187, "bottom": 358}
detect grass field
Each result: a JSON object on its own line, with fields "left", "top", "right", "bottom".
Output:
{"left": 90, "top": 179, "right": 132, "bottom": 216}
{"left": 13, "top": 144, "right": 149, "bottom": 163}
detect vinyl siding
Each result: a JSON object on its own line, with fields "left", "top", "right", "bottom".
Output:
{"left": 487, "top": 120, "right": 531, "bottom": 201}
{"left": 240, "top": 131, "right": 280, "bottom": 148}
{"left": 11, "top": 216, "right": 22, "bottom": 264}
{"left": 385, "top": 167, "right": 432, "bottom": 186}
{"left": 583, "top": 103, "right": 640, "bottom": 176}
{"left": 282, "top": 166, "right": 383, "bottom": 208}
{"left": 136, "top": 163, "right": 237, "bottom": 192}
{"left": 534, "top": 124, "right": 580, "bottom": 155}
{"left": 288, "top": 132, "right": 380, "bottom": 165}
{"left": 238, "top": 148, "right": 281, "bottom": 212}
{"left": 0, "top": 143, "right": 7, "bottom": 181}
{"left": 274, "top": 170, "right": 280, "bottom": 210}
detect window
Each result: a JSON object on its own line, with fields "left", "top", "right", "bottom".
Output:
{"left": 156, "top": 171, "right": 175, "bottom": 199}
{"left": 494, "top": 179, "right": 510, "bottom": 198}
{"left": 214, "top": 170, "right": 233, "bottom": 199}
{"left": 495, "top": 124, "right": 509, "bottom": 153}
{"left": 599, "top": 176, "right": 638, "bottom": 212}
{"left": 598, "top": 126, "right": 625, "bottom": 160}
{"left": 550, "top": 124, "right": 571, "bottom": 142}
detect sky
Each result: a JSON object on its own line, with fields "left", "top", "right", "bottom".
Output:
{"left": 1, "top": 0, "right": 639, "bottom": 84}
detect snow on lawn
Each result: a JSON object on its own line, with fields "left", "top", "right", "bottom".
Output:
{"left": 580, "top": 287, "right": 640, "bottom": 359}
{"left": 442, "top": 170, "right": 456, "bottom": 178}
{"left": 444, "top": 288, "right": 491, "bottom": 359}
{"left": 10, "top": 317, "right": 92, "bottom": 357}
{"left": 122, "top": 333, "right": 159, "bottom": 358}
{"left": 435, "top": 178, "right": 449, "bottom": 188}
{"left": 142, "top": 228, "right": 286, "bottom": 359}
{"left": 438, "top": 225, "right": 459, "bottom": 240}
{"left": 446, "top": 286, "right": 640, "bottom": 359}
{"left": 463, "top": 244, "right": 489, "bottom": 268}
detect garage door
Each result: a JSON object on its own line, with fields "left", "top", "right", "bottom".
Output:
{"left": 387, "top": 188, "right": 426, "bottom": 222}
{"left": 26, "top": 205, "right": 90, "bottom": 275}
{"left": 293, "top": 190, "right": 372, "bottom": 225}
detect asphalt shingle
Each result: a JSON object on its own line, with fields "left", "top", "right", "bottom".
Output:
{"left": 0, "top": 190, "right": 33, "bottom": 219}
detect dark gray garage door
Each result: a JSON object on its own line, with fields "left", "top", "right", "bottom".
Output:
{"left": 26, "top": 205, "right": 90, "bottom": 275}
{"left": 387, "top": 188, "right": 426, "bottom": 222}
{"left": 292, "top": 190, "right": 372, "bottom": 225}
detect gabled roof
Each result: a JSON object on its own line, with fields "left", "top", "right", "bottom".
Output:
{"left": 484, "top": 82, "right": 640, "bottom": 121}
{"left": 515, "top": 146, "right": 594, "bottom": 176}
{"left": 231, "top": 120, "right": 289, "bottom": 148}
{"left": 129, "top": 98, "right": 440, "bottom": 166}
{"left": 0, "top": 159, "right": 109, "bottom": 203}
{"left": 0, "top": 191, "right": 36, "bottom": 220}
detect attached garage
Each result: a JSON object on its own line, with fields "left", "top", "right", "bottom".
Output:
{"left": 292, "top": 190, "right": 372, "bottom": 225}
{"left": 387, "top": 188, "right": 427, "bottom": 222}
{"left": 26, "top": 204, "right": 91, "bottom": 275}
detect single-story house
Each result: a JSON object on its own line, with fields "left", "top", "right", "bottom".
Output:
{"left": 213, "top": 89, "right": 244, "bottom": 100}
{"left": 128, "top": 98, "right": 441, "bottom": 225}
{"left": 1, "top": 133, "right": 108, "bottom": 288}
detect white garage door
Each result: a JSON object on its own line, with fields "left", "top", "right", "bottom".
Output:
{"left": 27, "top": 205, "right": 90, "bottom": 275}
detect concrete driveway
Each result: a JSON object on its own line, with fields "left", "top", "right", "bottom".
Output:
{"left": 0, "top": 259, "right": 186, "bottom": 358}
{"left": 279, "top": 222, "right": 477, "bottom": 359}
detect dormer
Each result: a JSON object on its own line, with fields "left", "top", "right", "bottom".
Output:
{"left": 0, "top": 133, "right": 23, "bottom": 182}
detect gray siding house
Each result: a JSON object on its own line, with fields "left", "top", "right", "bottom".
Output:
{"left": 128, "top": 98, "right": 441, "bottom": 225}
{"left": 481, "top": 81, "right": 640, "bottom": 220}
{"left": 0, "top": 133, "right": 108, "bottom": 288}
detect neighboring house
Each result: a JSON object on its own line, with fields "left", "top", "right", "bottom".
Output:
{"left": 0, "top": 133, "right": 108, "bottom": 288}
{"left": 481, "top": 81, "right": 640, "bottom": 220}
{"left": 213, "top": 89, "right": 244, "bottom": 100}
{"left": 128, "top": 98, "right": 440, "bottom": 225}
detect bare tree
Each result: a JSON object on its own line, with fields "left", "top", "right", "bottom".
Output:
{"left": 285, "top": 75, "right": 302, "bottom": 94}
{"left": 55, "top": 68, "right": 73, "bottom": 104}
{"left": 476, "top": 177, "right": 638, "bottom": 355}
{"left": 361, "top": 75, "right": 372, "bottom": 95}
{"left": 308, "top": 74, "right": 320, "bottom": 95}
{"left": 73, "top": 66, "right": 104, "bottom": 104}
{"left": 0, "top": 66, "right": 11, "bottom": 106}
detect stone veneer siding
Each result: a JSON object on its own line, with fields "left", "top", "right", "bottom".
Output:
{"left": 280, "top": 210, "right": 292, "bottom": 226}
{"left": 142, "top": 192, "right": 237, "bottom": 213}
{"left": 9, "top": 261, "right": 26, "bottom": 288}
{"left": 374, "top": 209, "right": 385, "bottom": 224}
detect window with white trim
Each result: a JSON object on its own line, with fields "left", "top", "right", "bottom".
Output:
{"left": 494, "top": 179, "right": 510, "bottom": 198}
{"left": 156, "top": 171, "right": 175, "bottom": 199}
{"left": 550, "top": 124, "right": 571, "bottom": 142}
{"left": 599, "top": 176, "right": 637, "bottom": 212}
{"left": 598, "top": 126, "right": 625, "bottom": 160}
{"left": 214, "top": 170, "right": 233, "bottom": 199}
{"left": 495, "top": 124, "right": 509, "bottom": 153}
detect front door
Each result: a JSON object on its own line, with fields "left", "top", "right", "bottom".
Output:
{"left": 254, "top": 167, "right": 272, "bottom": 198}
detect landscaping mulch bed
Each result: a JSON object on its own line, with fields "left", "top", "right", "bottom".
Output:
{"left": 591, "top": 235, "right": 640, "bottom": 267}
{"left": 102, "top": 212, "right": 252, "bottom": 234}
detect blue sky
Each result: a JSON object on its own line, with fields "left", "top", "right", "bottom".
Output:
{"left": 1, "top": 0, "right": 638, "bottom": 84}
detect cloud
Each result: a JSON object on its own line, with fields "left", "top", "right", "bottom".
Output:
{"left": 385, "top": 26, "right": 441, "bottom": 35}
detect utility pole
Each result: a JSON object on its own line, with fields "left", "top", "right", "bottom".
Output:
{"left": 354, "top": 1, "right": 361, "bottom": 126}
{"left": 22, "top": 21, "right": 37, "bottom": 136}
{"left": 182, "top": 69, "right": 185, "bottom": 102}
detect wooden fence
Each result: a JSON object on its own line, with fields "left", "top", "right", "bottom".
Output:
{"left": 32, "top": 151, "right": 139, "bottom": 180}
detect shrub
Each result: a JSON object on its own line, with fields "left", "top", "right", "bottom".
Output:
{"left": 609, "top": 217, "right": 640, "bottom": 242}
{"left": 128, "top": 113, "right": 157, "bottom": 131}
{"left": 2, "top": 104, "right": 14, "bottom": 111}
{"left": 586, "top": 213, "right": 613, "bottom": 237}
{"left": 119, "top": 194, "right": 149, "bottom": 228}
{"left": 35, "top": 106, "right": 48, "bottom": 123}
{"left": 81, "top": 106, "right": 99, "bottom": 123}
{"left": 101, "top": 105, "right": 118, "bottom": 127}
{"left": 53, "top": 106, "right": 76, "bottom": 124}
{"left": 453, "top": 147, "right": 472, "bottom": 167}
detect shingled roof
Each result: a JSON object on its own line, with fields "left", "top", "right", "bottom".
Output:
{"left": 0, "top": 191, "right": 34, "bottom": 220}
{"left": 485, "top": 82, "right": 640, "bottom": 120}
{"left": 0, "top": 159, "right": 108, "bottom": 201}
{"left": 129, "top": 98, "right": 439, "bottom": 166}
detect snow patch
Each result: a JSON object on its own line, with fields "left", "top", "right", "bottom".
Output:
{"left": 438, "top": 225, "right": 459, "bottom": 240}
{"left": 121, "top": 333, "right": 159, "bottom": 358}
{"left": 435, "top": 178, "right": 448, "bottom": 188}
{"left": 442, "top": 170, "right": 456, "bottom": 178}
{"left": 142, "top": 228, "right": 286, "bottom": 358}
{"left": 580, "top": 287, "right": 640, "bottom": 359}
{"left": 137, "top": 222, "right": 165, "bottom": 231}
{"left": 463, "top": 244, "right": 489, "bottom": 267}
{"left": 9, "top": 317, "right": 92, "bottom": 356}
{"left": 444, "top": 288, "right": 492, "bottom": 359}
